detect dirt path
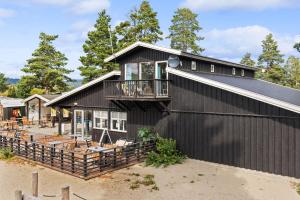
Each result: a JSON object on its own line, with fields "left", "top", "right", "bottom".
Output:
{"left": 0, "top": 159, "right": 299, "bottom": 200}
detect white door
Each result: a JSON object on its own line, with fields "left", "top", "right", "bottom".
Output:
{"left": 155, "top": 61, "right": 168, "bottom": 96}
{"left": 74, "top": 110, "right": 84, "bottom": 138}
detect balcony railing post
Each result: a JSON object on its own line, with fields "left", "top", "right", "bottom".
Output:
{"left": 0, "top": 135, "right": 2, "bottom": 148}
{"left": 135, "top": 80, "right": 138, "bottom": 98}
{"left": 154, "top": 80, "right": 157, "bottom": 98}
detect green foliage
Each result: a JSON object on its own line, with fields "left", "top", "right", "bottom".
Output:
{"left": 30, "top": 88, "right": 46, "bottom": 95}
{"left": 79, "top": 10, "right": 119, "bottom": 83}
{"left": 0, "top": 73, "right": 8, "bottom": 93}
{"left": 116, "top": 0, "right": 163, "bottom": 49}
{"left": 264, "top": 65, "right": 286, "bottom": 84}
{"left": 240, "top": 53, "right": 256, "bottom": 67}
{"left": 294, "top": 42, "right": 300, "bottom": 53}
{"left": 258, "top": 33, "right": 284, "bottom": 68}
{"left": 21, "top": 32, "right": 73, "bottom": 95}
{"left": 0, "top": 148, "right": 14, "bottom": 160}
{"left": 167, "top": 8, "right": 204, "bottom": 55}
{"left": 146, "top": 137, "right": 186, "bottom": 167}
{"left": 284, "top": 56, "right": 300, "bottom": 89}
{"left": 15, "top": 76, "right": 36, "bottom": 98}
{"left": 138, "top": 127, "right": 156, "bottom": 142}
{"left": 6, "top": 85, "right": 17, "bottom": 98}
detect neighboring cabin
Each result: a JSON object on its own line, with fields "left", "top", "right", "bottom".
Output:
{"left": 0, "top": 96, "right": 25, "bottom": 120}
{"left": 46, "top": 42, "right": 300, "bottom": 178}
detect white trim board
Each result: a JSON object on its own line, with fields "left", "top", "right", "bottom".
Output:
{"left": 23, "top": 94, "right": 50, "bottom": 103}
{"left": 45, "top": 71, "right": 121, "bottom": 107}
{"left": 167, "top": 67, "right": 300, "bottom": 114}
{"left": 104, "top": 41, "right": 257, "bottom": 70}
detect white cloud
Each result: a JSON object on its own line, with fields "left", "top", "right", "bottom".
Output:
{"left": 0, "top": 8, "right": 15, "bottom": 18}
{"left": 30, "top": 0, "right": 72, "bottom": 6}
{"left": 202, "top": 25, "right": 299, "bottom": 61}
{"left": 182, "top": 0, "right": 299, "bottom": 11}
{"left": 71, "top": 0, "right": 110, "bottom": 15}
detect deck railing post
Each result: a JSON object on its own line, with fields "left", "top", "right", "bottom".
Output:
{"left": 9, "top": 138, "right": 13, "bottom": 152}
{"left": 3, "top": 136, "right": 7, "bottom": 148}
{"left": 32, "top": 142, "right": 36, "bottom": 161}
{"left": 113, "top": 148, "right": 117, "bottom": 167}
{"left": 17, "top": 139, "right": 20, "bottom": 155}
{"left": 154, "top": 80, "right": 156, "bottom": 98}
{"left": 125, "top": 147, "right": 129, "bottom": 164}
{"left": 98, "top": 152, "right": 102, "bottom": 171}
{"left": 83, "top": 154, "right": 88, "bottom": 177}
{"left": 137, "top": 143, "right": 140, "bottom": 161}
{"left": 25, "top": 141, "right": 28, "bottom": 158}
{"left": 50, "top": 147, "right": 54, "bottom": 166}
{"left": 71, "top": 152, "right": 75, "bottom": 173}
{"left": 60, "top": 149, "right": 64, "bottom": 170}
{"left": 41, "top": 145, "right": 45, "bottom": 163}
{"left": 0, "top": 135, "right": 2, "bottom": 148}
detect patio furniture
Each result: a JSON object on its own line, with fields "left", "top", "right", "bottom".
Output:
{"left": 48, "top": 140, "right": 63, "bottom": 147}
{"left": 87, "top": 146, "right": 107, "bottom": 153}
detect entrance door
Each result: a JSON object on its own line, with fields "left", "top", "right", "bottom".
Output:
{"left": 155, "top": 61, "right": 168, "bottom": 96}
{"left": 74, "top": 110, "right": 84, "bottom": 138}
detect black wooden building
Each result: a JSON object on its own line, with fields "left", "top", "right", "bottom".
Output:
{"left": 46, "top": 42, "right": 300, "bottom": 178}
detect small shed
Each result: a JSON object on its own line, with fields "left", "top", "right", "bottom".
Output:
{"left": 0, "top": 96, "right": 25, "bottom": 120}
{"left": 23, "top": 94, "right": 61, "bottom": 124}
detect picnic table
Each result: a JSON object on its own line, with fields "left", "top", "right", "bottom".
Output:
{"left": 87, "top": 146, "right": 108, "bottom": 152}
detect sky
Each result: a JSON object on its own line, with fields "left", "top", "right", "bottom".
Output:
{"left": 0, "top": 0, "right": 299, "bottom": 79}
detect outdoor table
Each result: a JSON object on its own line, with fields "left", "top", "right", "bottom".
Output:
{"left": 87, "top": 146, "right": 107, "bottom": 152}
{"left": 48, "top": 141, "right": 63, "bottom": 147}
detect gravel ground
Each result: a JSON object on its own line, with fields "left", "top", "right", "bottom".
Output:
{"left": 0, "top": 158, "right": 299, "bottom": 200}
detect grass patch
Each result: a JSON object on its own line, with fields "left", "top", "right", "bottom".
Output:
{"left": 142, "top": 174, "right": 155, "bottom": 186}
{"left": 0, "top": 148, "right": 14, "bottom": 160}
{"left": 129, "top": 173, "right": 140, "bottom": 177}
{"left": 128, "top": 174, "right": 158, "bottom": 191}
{"left": 198, "top": 173, "right": 204, "bottom": 176}
{"left": 130, "top": 180, "right": 140, "bottom": 190}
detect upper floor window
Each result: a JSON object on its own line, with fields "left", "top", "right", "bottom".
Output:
{"left": 191, "top": 61, "right": 197, "bottom": 70}
{"left": 140, "top": 62, "right": 155, "bottom": 80}
{"left": 93, "top": 111, "right": 108, "bottom": 129}
{"left": 232, "top": 68, "right": 236, "bottom": 75}
{"left": 125, "top": 63, "right": 138, "bottom": 80}
{"left": 211, "top": 64, "right": 215, "bottom": 73}
{"left": 241, "top": 69, "right": 245, "bottom": 77}
{"left": 111, "top": 112, "right": 127, "bottom": 132}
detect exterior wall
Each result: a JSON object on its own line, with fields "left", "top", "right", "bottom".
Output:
{"left": 117, "top": 47, "right": 255, "bottom": 79}
{"left": 125, "top": 74, "right": 300, "bottom": 178}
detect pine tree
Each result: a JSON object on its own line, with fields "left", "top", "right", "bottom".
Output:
{"left": 0, "top": 73, "right": 8, "bottom": 93}
{"left": 78, "top": 10, "right": 118, "bottom": 83}
{"left": 240, "top": 53, "right": 256, "bottom": 67}
{"left": 285, "top": 56, "right": 300, "bottom": 89}
{"left": 294, "top": 42, "right": 300, "bottom": 53}
{"left": 116, "top": 0, "right": 163, "bottom": 49}
{"left": 258, "top": 33, "right": 284, "bottom": 68}
{"left": 167, "top": 8, "right": 204, "bottom": 55}
{"left": 20, "top": 32, "right": 73, "bottom": 96}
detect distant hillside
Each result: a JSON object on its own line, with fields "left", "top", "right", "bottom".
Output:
{"left": 7, "top": 78, "right": 82, "bottom": 88}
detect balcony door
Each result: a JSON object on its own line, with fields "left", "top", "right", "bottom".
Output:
{"left": 155, "top": 61, "right": 168, "bottom": 96}
{"left": 139, "top": 62, "right": 155, "bottom": 96}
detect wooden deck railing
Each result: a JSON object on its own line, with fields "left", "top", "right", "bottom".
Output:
{"left": 0, "top": 135, "right": 155, "bottom": 180}
{"left": 104, "top": 79, "right": 170, "bottom": 99}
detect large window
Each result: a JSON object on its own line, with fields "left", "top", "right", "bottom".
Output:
{"left": 93, "top": 111, "right": 108, "bottom": 129}
{"left": 140, "top": 62, "right": 154, "bottom": 80}
{"left": 125, "top": 63, "right": 138, "bottom": 80}
{"left": 110, "top": 112, "right": 127, "bottom": 132}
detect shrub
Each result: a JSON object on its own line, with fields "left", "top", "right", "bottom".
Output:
{"left": 0, "top": 148, "right": 14, "bottom": 160}
{"left": 138, "top": 127, "right": 157, "bottom": 142}
{"left": 145, "top": 136, "right": 186, "bottom": 167}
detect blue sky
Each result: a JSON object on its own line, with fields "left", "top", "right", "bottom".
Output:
{"left": 0, "top": 0, "right": 299, "bottom": 79}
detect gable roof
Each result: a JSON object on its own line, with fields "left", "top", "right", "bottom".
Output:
{"left": 23, "top": 94, "right": 61, "bottom": 103}
{"left": 167, "top": 68, "right": 300, "bottom": 114}
{"left": 104, "top": 41, "right": 258, "bottom": 71}
{"left": 0, "top": 96, "right": 24, "bottom": 108}
{"left": 45, "top": 71, "right": 121, "bottom": 107}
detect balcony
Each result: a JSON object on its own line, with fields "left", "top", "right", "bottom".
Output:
{"left": 104, "top": 79, "right": 171, "bottom": 101}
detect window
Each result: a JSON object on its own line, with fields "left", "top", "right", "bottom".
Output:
{"left": 140, "top": 62, "right": 154, "bottom": 79}
{"left": 191, "top": 61, "right": 197, "bottom": 70}
{"left": 93, "top": 111, "right": 108, "bottom": 129}
{"left": 241, "top": 69, "right": 245, "bottom": 77}
{"left": 211, "top": 64, "right": 215, "bottom": 73}
{"left": 110, "top": 112, "right": 127, "bottom": 132}
{"left": 125, "top": 63, "right": 138, "bottom": 80}
{"left": 232, "top": 68, "right": 236, "bottom": 75}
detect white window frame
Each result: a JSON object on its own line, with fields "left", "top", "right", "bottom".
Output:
{"left": 191, "top": 61, "right": 197, "bottom": 70}
{"left": 93, "top": 111, "right": 108, "bottom": 130}
{"left": 139, "top": 62, "right": 153, "bottom": 80}
{"left": 232, "top": 67, "right": 236, "bottom": 75}
{"left": 211, "top": 64, "right": 215, "bottom": 73}
{"left": 124, "top": 63, "right": 138, "bottom": 80}
{"left": 110, "top": 111, "right": 127, "bottom": 132}
{"left": 155, "top": 61, "right": 168, "bottom": 79}
{"left": 241, "top": 69, "right": 245, "bottom": 77}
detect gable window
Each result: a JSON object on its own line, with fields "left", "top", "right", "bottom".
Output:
{"left": 211, "top": 64, "right": 215, "bottom": 73}
{"left": 93, "top": 111, "right": 108, "bottom": 129}
{"left": 191, "top": 61, "right": 197, "bottom": 70}
{"left": 232, "top": 68, "right": 236, "bottom": 75}
{"left": 125, "top": 63, "right": 138, "bottom": 80}
{"left": 241, "top": 69, "right": 245, "bottom": 77}
{"left": 111, "top": 112, "right": 127, "bottom": 132}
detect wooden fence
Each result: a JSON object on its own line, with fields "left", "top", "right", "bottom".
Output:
{"left": 0, "top": 135, "right": 155, "bottom": 180}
